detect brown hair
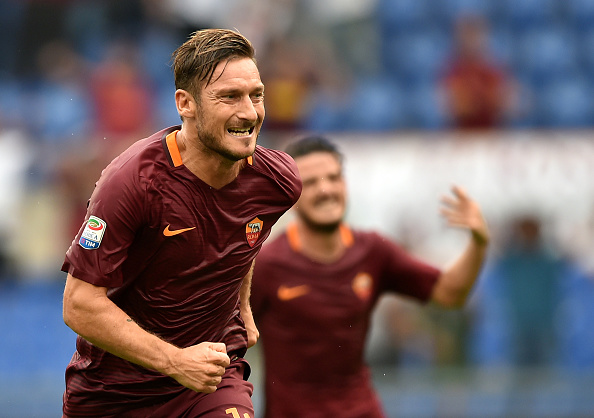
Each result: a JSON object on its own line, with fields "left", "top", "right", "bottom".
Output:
{"left": 172, "top": 28, "right": 256, "bottom": 98}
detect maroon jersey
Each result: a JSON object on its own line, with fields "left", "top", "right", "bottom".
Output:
{"left": 61, "top": 126, "right": 301, "bottom": 416}
{"left": 251, "top": 223, "right": 440, "bottom": 418}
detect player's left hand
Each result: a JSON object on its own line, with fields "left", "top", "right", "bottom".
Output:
{"left": 440, "top": 185, "right": 489, "bottom": 246}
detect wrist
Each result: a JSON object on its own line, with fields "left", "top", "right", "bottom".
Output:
{"left": 472, "top": 229, "right": 489, "bottom": 247}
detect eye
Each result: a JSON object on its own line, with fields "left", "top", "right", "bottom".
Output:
{"left": 251, "top": 92, "right": 265, "bottom": 102}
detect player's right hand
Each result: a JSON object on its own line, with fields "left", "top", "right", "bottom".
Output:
{"left": 167, "top": 342, "right": 230, "bottom": 393}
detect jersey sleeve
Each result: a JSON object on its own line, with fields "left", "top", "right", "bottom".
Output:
{"left": 374, "top": 233, "right": 440, "bottom": 302}
{"left": 61, "top": 163, "right": 148, "bottom": 288}
{"left": 254, "top": 146, "right": 302, "bottom": 207}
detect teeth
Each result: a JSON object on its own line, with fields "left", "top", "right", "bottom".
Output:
{"left": 228, "top": 128, "right": 252, "bottom": 136}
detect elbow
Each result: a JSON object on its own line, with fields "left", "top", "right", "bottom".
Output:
{"left": 62, "top": 292, "right": 77, "bottom": 330}
{"left": 62, "top": 286, "right": 86, "bottom": 333}
{"left": 430, "top": 288, "right": 470, "bottom": 310}
{"left": 445, "top": 297, "right": 467, "bottom": 310}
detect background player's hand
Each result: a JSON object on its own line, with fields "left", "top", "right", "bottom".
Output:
{"left": 167, "top": 342, "right": 230, "bottom": 393}
{"left": 440, "top": 186, "right": 489, "bottom": 246}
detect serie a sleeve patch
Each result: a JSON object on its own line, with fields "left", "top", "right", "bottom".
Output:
{"left": 78, "top": 215, "right": 107, "bottom": 250}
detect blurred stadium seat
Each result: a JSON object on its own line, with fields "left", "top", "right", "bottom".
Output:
{"left": 406, "top": 80, "right": 447, "bottom": 129}
{"left": 536, "top": 75, "right": 593, "bottom": 127}
{"left": 382, "top": 29, "right": 450, "bottom": 84}
{"left": 376, "top": 0, "right": 432, "bottom": 34}
{"left": 344, "top": 75, "right": 408, "bottom": 131}
{"left": 498, "top": 0, "right": 558, "bottom": 30}
{"left": 515, "top": 26, "right": 578, "bottom": 86}
{"left": 565, "top": 0, "right": 594, "bottom": 31}
{"left": 429, "top": 0, "right": 498, "bottom": 26}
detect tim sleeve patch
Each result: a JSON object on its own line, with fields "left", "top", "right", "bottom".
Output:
{"left": 78, "top": 216, "right": 107, "bottom": 250}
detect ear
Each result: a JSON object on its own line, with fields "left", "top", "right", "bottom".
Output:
{"left": 175, "top": 89, "right": 197, "bottom": 119}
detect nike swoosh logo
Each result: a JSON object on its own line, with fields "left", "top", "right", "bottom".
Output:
{"left": 163, "top": 224, "right": 196, "bottom": 237}
{"left": 277, "top": 284, "right": 310, "bottom": 301}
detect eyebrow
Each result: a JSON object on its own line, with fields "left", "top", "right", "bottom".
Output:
{"left": 214, "top": 85, "right": 264, "bottom": 97}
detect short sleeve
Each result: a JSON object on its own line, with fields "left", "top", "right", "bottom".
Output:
{"left": 375, "top": 233, "right": 440, "bottom": 302}
{"left": 62, "top": 165, "right": 148, "bottom": 288}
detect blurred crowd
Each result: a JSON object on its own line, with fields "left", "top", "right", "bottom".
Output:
{"left": 2, "top": 0, "right": 594, "bottom": 379}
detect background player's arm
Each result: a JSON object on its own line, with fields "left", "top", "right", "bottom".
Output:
{"left": 240, "top": 260, "right": 259, "bottom": 348}
{"left": 430, "top": 186, "right": 490, "bottom": 308}
{"left": 62, "top": 273, "right": 230, "bottom": 393}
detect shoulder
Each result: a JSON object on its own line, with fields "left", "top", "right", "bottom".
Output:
{"left": 349, "top": 228, "right": 407, "bottom": 256}
{"left": 257, "top": 231, "right": 290, "bottom": 261}
{"left": 253, "top": 232, "right": 293, "bottom": 275}
{"left": 97, "top": 127, "right": 176, "bottom": 191}
{"left": 251, "top": 146, "right": 302, "bottom": 201}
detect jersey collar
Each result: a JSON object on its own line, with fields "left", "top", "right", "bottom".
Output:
{"left": 162, "top": 129, "right": 254, "bottom": 168}
{"left": 287, "top": 222, "right": 354, "bottom": 253}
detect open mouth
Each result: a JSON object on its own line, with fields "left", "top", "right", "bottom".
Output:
{"left": 227, "top": 126, "right": 255, "bottom": 137}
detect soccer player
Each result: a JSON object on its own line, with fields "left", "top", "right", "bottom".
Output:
{"left": 61, "top": 29, "right": 302, "bottom": 417}
{"left": 251, "top": 136, "right": 489, "bottom": 418}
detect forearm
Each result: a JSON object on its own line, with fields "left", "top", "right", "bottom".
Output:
{"left": 239, "top": 260, "right": 255, "bottom": 316}
{"left": 63, "top": 274, "right": 178, "bottom": 375}
{"left": 431, "top": 237, "right": 488, "bottom": 308}
{"left": 239, "top": 260, "right": 259, "bottom": 347}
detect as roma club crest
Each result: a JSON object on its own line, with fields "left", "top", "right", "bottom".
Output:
{"left": 246, "top": 217, "right": 263, "bottom": 247}
{"left": 352, "top": 272, "right": 373, "bottom": 302}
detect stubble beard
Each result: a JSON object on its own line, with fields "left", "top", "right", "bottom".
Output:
{"left": 194, "top": 114, "right": 258, "bottom": 162}
{"left": 299, "top": 212, "right": 342, "bottom": 234}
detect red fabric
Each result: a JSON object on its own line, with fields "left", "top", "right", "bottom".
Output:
{"left": 252, "top": 229, "right": 440, "bottom": 417}
{"left": 61, "top": 126, "right": 301, "bottom": 416}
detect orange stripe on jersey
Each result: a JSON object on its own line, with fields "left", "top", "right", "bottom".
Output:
{"left": 287, "top": 222, "right": 354, "bottom": 253}
{"left": 165, "top": 131, "right": 183, "bottom": 167}
{"left": 287, "top": 223, "right": 301, "bottom": 252}
{"left": 339, "top": 224, "right": 354, "bottom": 247}
{"left": 246, "top": 155, "right": 253, "bottom": 165}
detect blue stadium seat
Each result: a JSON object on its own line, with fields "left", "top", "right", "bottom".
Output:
{"left": 515, "top": 26, "right": 578, "bottom": 86}
{"left": 32, "top": 81, "right": 92, "bottom": 144}
{"left": 344, "top": 76, "right": 408, "bottom": 131}
{"left": 0, "top": 78, "right": 26, "bottom": 126}
{"left": 498, "top": 0, "right": 558, "bottom": 30}
{"left": 488, "top": 25, "right": 516, "bottom": 68}
{"left": 376, "top": 0, "right": 432, "bottom": 35}
{"left": 578, "top": 28, "right": 594, "bottom": 74}
{"left": 406, "top": 80, "right": 447, "bottom": 129}
{"left": 566, "top": 0, "right": 594, "bottom": 31}
{"left": 428, "top": 0, "right": 498, "bottom": 25}
{"left": 382, "top": 29, "right": 450, "bottom": 84}
{"left": 0, "top": 280, "right": 76, "bottom": 375}
{"left": 535, "top": 75, "right": 594, "bottom": 127}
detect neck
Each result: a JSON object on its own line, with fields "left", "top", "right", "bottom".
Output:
{"left": 294, "top": 220, "right": 346, "bottom": 264}
{"left": 177, "top": 129, "right": 244, "bottom": 189}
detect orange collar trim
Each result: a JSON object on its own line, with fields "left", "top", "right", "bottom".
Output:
{"left": 165, "top": 130, "right": 254, "bottom": 168}
{"left": 165, "top": 130, "right": 183, "bottom": 167}
{"left": 287, "top": 222, "right": 354, "bottom": 252}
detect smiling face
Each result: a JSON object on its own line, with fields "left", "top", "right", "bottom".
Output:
{"left": 193, "top": 57, "right": 265, "bottom": 161}
{"left": 294, "top": 151, "right": 347, "bottom": 232}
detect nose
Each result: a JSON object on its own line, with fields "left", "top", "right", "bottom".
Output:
{"left": 237, "top": 95, "right": 259, "bottom": 122}
{"left": 317, "top": 177, "right": 335, "bottom": 194}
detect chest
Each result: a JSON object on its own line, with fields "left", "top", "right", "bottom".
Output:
{"left": 270, "top": 260, "right": 379, "bottom": 328}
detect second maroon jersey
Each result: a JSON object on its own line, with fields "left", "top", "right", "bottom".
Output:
{"left": 251, "top": 223, "right": 440, "bottom": 418}
{"left": 61, "top": 126, "right": 301, "bottom": 416}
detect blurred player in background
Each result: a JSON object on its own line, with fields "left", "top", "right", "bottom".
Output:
{"left": 440, "top": 15, "right": 517, "bottom": 130}
{"left": 60, "top": 29, "right": 301, "bottom": 417}
{"left": 251, "top": 136, "right": 489, "bottom": 417}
